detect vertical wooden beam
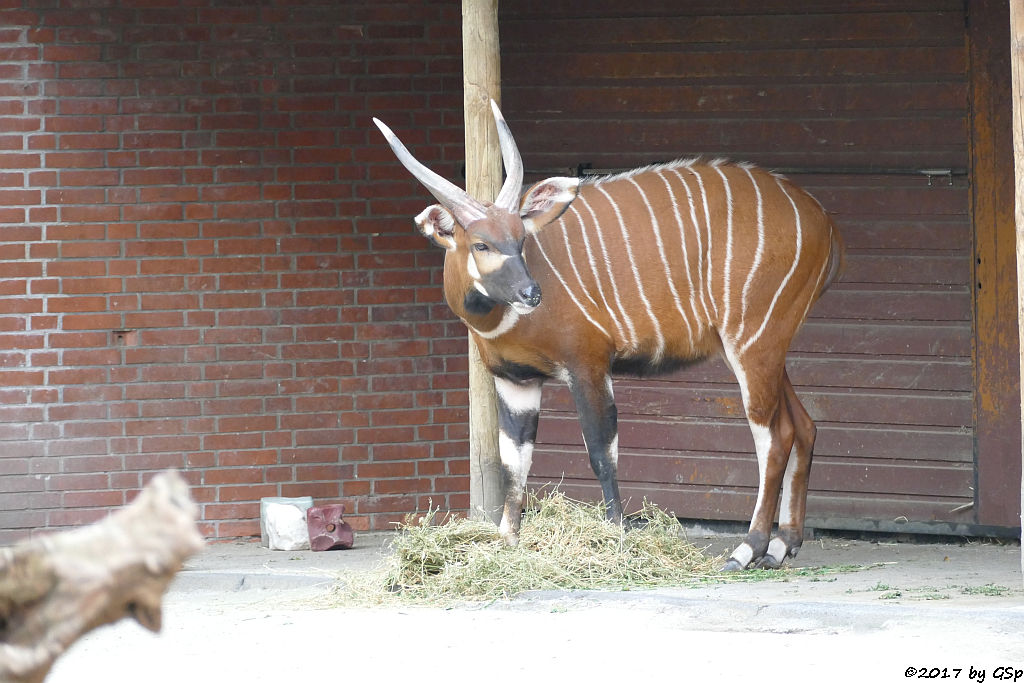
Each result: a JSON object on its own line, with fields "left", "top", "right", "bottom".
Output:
{"left": 969, "top": 0, "right": 1021, "bottom": 530}
{"left": 1009, "top": 0, "right": 1024, "bottom": 579}
{"left": 462, "top": 0, "right": 503, "bottom": 524}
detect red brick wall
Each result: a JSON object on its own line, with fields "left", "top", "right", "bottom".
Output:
{"left": 0, "top": 0, "right": 471, "bottom": 543}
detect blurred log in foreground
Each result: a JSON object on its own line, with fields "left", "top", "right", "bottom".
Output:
{"left": 0, "top": 470, "right": 204, "bottom": 683}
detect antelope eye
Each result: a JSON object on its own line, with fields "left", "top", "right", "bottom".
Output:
{"left": 472, "top": 242, "right": 490, "bottom": 252}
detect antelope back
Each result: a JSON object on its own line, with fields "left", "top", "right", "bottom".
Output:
{"left": 519, "top": 159, "right": 839, "bottom": 369}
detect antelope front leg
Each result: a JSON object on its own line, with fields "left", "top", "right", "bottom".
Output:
{"left": 494, "top": 376, "right": 542, "bottom": 546}
{"left": 568, "top": 371, "right": 624, "bottom": 525}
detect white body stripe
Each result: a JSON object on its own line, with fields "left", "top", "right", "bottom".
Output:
{"left": 628, "top": 177, "right": 693, "bottom": 349}
{"left": 535, "top": 234, "right": 612, "bottom": 340}
{"left": 797, "top": 222, "right": 834, "bottom": 332}
{"left": 595, "top": 185, "right": 665, "bottom": 358}
{"left": 554, "top": 216, "right": 606, "bottom": 321}
{"left": 568, "top": 204, "right": 627, "bottom": 342}
{"left": 689, "top": 166, "right": 719, "bottom": 320}
{"left": 736, "top": 167, "right": 765, "bottom": 343}
{"left": 669, "top": 168, "right": 713, "bottom": 326}
{"left": 714, "top": 166, "right": 735, "bottom": 342}
{"left": 576, "top": 193, "right": 638, "bottom": 347}
{"left": 739, "top": 177, "right": 803, "bottom": 356}
{"left": 655, "top": 169, "right": 701, "bottom": 341}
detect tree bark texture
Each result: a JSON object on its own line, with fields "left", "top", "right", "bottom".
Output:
{"left": 1009, "top": 0, "right": 1024, "bottom": 582}
{"left": 463, "top": 0, "right": 504, "bottom": 525}
{"left": 0, "top": 470, "right": 204, "bottom": 683}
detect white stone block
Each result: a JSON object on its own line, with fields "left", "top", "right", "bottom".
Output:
{"left": 260, "top": 496, "right": 313, "bottom": 547}
{"left": 265, "top": 502, "right": 311, "bottom": 551}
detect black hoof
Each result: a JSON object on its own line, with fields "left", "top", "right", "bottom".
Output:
{"left": 755, "top": 554, "right": 783, "bottom": 570}
{"left": 622, "top": 514, "right": 651, "bottom": 531}
{"left": 719, "top": 558, "right": 746, "bottom": 572}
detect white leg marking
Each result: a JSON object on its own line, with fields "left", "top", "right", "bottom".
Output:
{"left": 739, "top": 178, "right": 803, "bottom": 356}
{"left": 628, "top": 177, "right": 693, "bottom": 349}
{"left": 767, "top": 537, "right": 788, "bottom": 562}
{"left": 730, "top": 542, "right": 754, "bottom": 568}
{"left": 498, "top": 426, "right": 534, "bottom": 545}
{"left": 736, "top": 167, "right": 765, "bottom": 344}
{"left": 747, "top": 421, "right": 773, "bottom": 528}
{"left": 722, "top": 346, "right": 750, "bottom": 413}
{"left": 713, "top": 166, "right": 734, "bottom": 343}
{"left": 497, "top": 427, "right": 536, "bottom": 542}
{"left": 604, "top": 377, "right": 618, "bottom": 466}
{"left": 777, "top": 440, "right": 799, "bottom": 528}
{"left": 494, "top": 376, "right": 542, "bottom": 414}
{"left": 577, "top": 194, "right": 638, "bottom": 347}
{"left": 724, "top": 345, "right": 773, "bottom": 534}
{"left": 534, "top": 234, "right": 612, "bottom": 340}
{"left": 498, "top": 430, "right": 535, "bottom": 490}
{"left": 498, "top": 515, "right": 513, "bottom": 539}
{"left": 596, "top": 184, "right": 665, "bottom": 358}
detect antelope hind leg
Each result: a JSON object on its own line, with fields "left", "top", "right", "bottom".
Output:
{"left": 756, "top": 371, "right": 817, "bottom": 568}
{"left": 722, "top": 377, "right": 796, "bottom": 571}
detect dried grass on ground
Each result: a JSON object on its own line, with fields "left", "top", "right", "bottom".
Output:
{"left": 336, "top": 491, "right": 730, "bottom": 606}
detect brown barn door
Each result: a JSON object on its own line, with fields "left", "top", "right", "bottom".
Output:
{"left": 503, "top": 1, "right": 1018, "bottom": 535}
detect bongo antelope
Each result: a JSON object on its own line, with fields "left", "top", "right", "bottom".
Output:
{"left": 374, "top": 103, "right": 842, "bottom": 570}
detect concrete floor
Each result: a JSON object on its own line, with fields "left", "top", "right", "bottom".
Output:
{"left": 48, "top": 532, "right": 1024, "bottom": 682}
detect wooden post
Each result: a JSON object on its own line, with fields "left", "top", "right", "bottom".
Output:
{"left": 971, "top": 0, "right": 1023, "bottom": 532}
{"left": 462, "top": 0, "right": 503, "bottom": 524}
{"left": 1009, "top": 0, "right": 1024, "bottom": 582}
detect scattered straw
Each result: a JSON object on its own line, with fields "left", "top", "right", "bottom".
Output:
{"left": 334, "top": 491, "right": 731, "bottom": 606}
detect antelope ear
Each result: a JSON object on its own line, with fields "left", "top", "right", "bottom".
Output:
{"left": 414, "top": 204, "right": 458, "bottom": 250}
{"left": 519, "top": 177, "right": 580, "bottom": 234}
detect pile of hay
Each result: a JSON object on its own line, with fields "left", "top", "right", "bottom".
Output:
{"left": 379, "top": 491, "right": 722, "bottom": 603}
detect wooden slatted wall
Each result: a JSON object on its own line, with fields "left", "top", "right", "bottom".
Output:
{"left": 500, "top": 0, "right": 977, "bottom": 532}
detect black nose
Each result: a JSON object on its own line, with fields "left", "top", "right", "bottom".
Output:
{"left": 518, "top": 283, "right": 542, "bottom": 307}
